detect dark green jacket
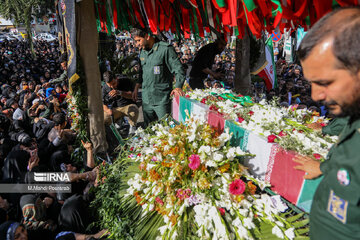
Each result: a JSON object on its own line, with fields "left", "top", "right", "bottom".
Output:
{"left": 49, "top": 70, "right": 67, "bottom": 84}
{"left": 322, "top": 117, "right": 348, "bottom": 136}
{"left": 310, "top": 118, "right": 360, "bottom": 240}
{"left": 138, "top": 41, "right": 185, "bottom": 105}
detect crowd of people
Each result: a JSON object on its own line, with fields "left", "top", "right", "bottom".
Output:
{"left": 113, "top": 35, "right": 236, "bottom": 90}
{"left": 112, "top": 33, "right": 327, "bottom": 117}
{"left": 0, "top": 39, "right": 108, "bottom": 239}
{"left": 0, "top": 21, "right": 340, "bottom": 239}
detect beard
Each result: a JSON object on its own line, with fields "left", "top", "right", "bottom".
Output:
{"left": 324, "top": 95, "right": 360, "bottom": 119}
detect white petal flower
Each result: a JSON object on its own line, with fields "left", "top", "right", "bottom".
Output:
{"left": 236, "top": 225, "right": 249, "bottom": 239}
{"left": 226, "top": 148, "right": 236, "bottom": 160}
{"left": 272, "top": 225, "right": 284, "bottom": 239}
{"left": 205, "top": 160, "right": 217, "bottom": 167}
{"left": 213, "top": 152, "right": 224, "bottom": 162}
{"left": 284, "top": 228, "right": 295, "bottom": 240}
{"left": 275, "top": 221, "right": 285, "bottom": 228}
{"left": 198, "top": 145, "right": 211, "bottom": 154}
{"left": 243, "top": 217, "right": 255, "bottom": 229}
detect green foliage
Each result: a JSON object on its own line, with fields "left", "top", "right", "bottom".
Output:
{"left": 67, "top": 52, "right": 89, "bottom": 166}
{"left": 0, "top": 0, "right": 54, "bottom": 26}
{"left": 92, "top": 120, "right": 311, "bottom": 239}
{"left": 0, "top": 0, "right": 54, "bottom": 56}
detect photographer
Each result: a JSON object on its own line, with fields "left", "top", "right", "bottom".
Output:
{"left": 102, "top": 71, "right": 138, "bottom": 135}
{"left": 189, "top": 37, "right": 227, "bottom": 89}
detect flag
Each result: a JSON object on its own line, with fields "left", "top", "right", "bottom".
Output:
{"left": 257, "top": 37, "right": 277, "bottom": 91}
{"left": 296, "top": 27, "right": 307, "bottom": 50}
{"left": 57, "top": 0, "right": 79, "bottom": 94}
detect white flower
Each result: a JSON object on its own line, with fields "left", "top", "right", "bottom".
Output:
{"left": 198, "top": 145, "right": 211, "bottom": 154}
{"left": 238, "top": 208, "right": 249, "bottom": 216}
{"left": 226, "top": 148, "right": 236, "bottom": 160}
{"left": 275, "top": 221, "right": 284, "bottom": 228}
{"left": 148, "top": 203, "right": 154, "bottom": 211}
{"left": 209, "top": 206, "right": 227, "bottom": 238}
{"left": 219, "top": 131, "right": 231, "bottom": 146}
{"left": 270, "top": 195, "right": 288, "bottom": 213}
{"left": 168, "top": 136, "right": 176, "bottom": 146}
{"left": 236, "top": 225, "right": 249, "bottom": 239}
{"left": 243, "top": 217, "right": 255, "bottom": 229}
{"left": 235, "top": 146, "right": 245, "bottom": 155}
{"left": 163, "top": 215, "right": 170, "bottom": 224}
{"left": 205, "top": 160, "right": 217, "bottom": 167}
{"left": 240, "top": 200, "right": 252, "bottom": 209}
{"left": 212, "top": 152, "right": 224, "bottom": 162}
{"left": 172, "top": 230, "right": 178, "bottom": 238}
{"left": 146, "top": 163, "right": 155, "bottom": 170}
{"left": 232, "top": 218, "right": 242, "bottom": 228}
{"left": 284, "top": 228, "right": 295, "bottom": 239}
{"left": 272, "top": 225, "right": 284, "bottom": 239}
{"left": 188, "top": 133, "right": 196, "bottom": 142}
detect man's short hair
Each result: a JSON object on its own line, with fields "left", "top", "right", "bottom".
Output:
{"left": 53, "top": 112, "right": 66, "bottom": 126}
{"left": 130, "top": 28, "right": 148, "bottom": 38}
{"left": 103, "top": 71, "right": 115, "bottom": 83}
{"left": 298, "top": 7, "right": 360, "bottom": 75}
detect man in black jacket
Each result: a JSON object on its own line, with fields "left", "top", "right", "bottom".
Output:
{"left": 102, "top": 71, "right": 138, "bottom": 134}
{"left": 189, "top": 37, "right": 226, "bottom": 89}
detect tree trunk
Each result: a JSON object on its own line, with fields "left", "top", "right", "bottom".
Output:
{"left": 24, "top": 7, "right": 35, "bottom": 58}
{"left": 77, "top": 0, "right": 108, "bottom": 153}
{"left": 234, "top": 28, "right": 251, "bottom": 95}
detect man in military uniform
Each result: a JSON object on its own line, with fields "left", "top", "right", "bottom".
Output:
{"left": 49, "top": 54, "right": 68, "bottom": 85}
{"left": 130, "top": 28, "right": 185, "bottom": 126}
{"left": 293, "top": 8, "right": 360, "bottom": 240}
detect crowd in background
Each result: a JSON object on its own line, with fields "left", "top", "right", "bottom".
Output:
{"left": 113, "top": 35, "right": 326, "bottom": 116}
{"left": 0, "top": 39, "right": 107, "bottom": 239}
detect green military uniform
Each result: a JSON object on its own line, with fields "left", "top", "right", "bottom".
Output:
{"left": 310, "top": 117, "right": 360, "bottom": 239}
{"left": 322, "top": 117, "right": 348, "bottom": 136}
{"left": 49, "top": 70, "right": 67, "bottom": 84}
{"left": 138, "top": 41, "right": 185, "bottom": 126}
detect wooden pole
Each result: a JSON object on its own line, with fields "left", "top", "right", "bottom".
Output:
{"left": 77, "top": 0, "right": 108, "bottom": 153}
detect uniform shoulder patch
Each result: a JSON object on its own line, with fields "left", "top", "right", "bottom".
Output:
{"left": 327, "top": 190, "right": 348, "bottom": 224}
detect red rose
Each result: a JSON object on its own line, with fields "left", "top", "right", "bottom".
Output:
{"left": 248, "top": 111, "right": 254, "bottom": 116}
{"left": 219, "top": 208, "right": 225, "bottom": 216}
{"left": 238, "top": 117, "right": 245, "bottom": 123}
{"left": 229, "top": 179, "right": 246, "bottom": 195}
{"left": 155, "top": 197, "right": 164, "bottom": 205}
{"left": 320, "top": 123, "right": 327, "bottom": 127}
{"left": 267, "top": 134, "right": 277, "bottom": 143}
{"left": 313, "top": 153, "right": 322, "bottom": 160}
{"left": 278, "top": 131, "right": 287, "bottom": 137}
{"left": 185, "top": 94, "right": 190, "bottom": 98}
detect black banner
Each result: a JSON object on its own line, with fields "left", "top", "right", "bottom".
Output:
{"left": 57, "top": 0, "right": 79, "bottom": 93}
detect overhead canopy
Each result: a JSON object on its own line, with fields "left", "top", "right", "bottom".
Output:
{"left": 94, "top": 0, "right": 360, "bottom": 39}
